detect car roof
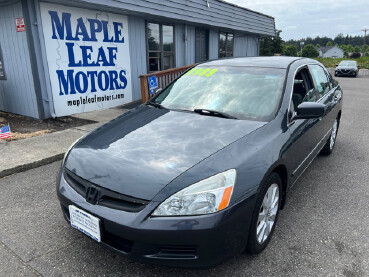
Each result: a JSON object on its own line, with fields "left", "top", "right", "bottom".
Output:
{"left": 201, "top": 56, "right": 308, "bottom": 69}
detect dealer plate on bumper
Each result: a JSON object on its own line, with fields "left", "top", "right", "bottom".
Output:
{"left": 69, "top": 205, "right": 101, "bottom": 242}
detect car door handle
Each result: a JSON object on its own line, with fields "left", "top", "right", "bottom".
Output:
{"left": 333, "top": 93, "right": 341, "bottom": 102}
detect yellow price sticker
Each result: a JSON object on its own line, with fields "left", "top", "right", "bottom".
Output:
{"left": 185, "top": 68, "right": 218, "bottom": 77}
{"left": 185, "top": 68, "right": 197, "bottom": 75}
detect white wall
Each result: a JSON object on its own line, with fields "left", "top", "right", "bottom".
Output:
{"left": 322, "top": 47, "right": 344, "bottom": 58}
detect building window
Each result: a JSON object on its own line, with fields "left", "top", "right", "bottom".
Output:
{"left": 0, "top": 45, "right": 5, "bottom": 80}
{"left": 219, "top": 32, "right": 234, "bottom": 58}
{"left": 147, "top": 23, "right": 174, "bottom": 72}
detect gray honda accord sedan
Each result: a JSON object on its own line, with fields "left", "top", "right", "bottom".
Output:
{"left": 335, "top": 60, "right": 359, "bottom": 77}
{"left": 57, "top": 57, "right": 343, "bottom": 267}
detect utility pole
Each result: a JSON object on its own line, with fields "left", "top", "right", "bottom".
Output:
{"left": 300, "top": 41, "right": 304, "bottom": 57}
{"left": 362, "top": 28, "right": 368, "bottom": 55}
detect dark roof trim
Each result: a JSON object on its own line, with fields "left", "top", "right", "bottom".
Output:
{"left": 41, "top": 0, "right": 276, "bottom": 36}
{"left": 217, "top": 0, "right": 274, "bottom": 19}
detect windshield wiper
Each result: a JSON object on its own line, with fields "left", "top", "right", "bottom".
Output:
{"left": 193, "top": 108, "right": 237, "bottom": 119}
{"left": 146, "top": 101, "right": 166, "bottom": 109}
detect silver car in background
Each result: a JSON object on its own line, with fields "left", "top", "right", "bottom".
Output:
{"left": 335, "top": 60, "right": 359, "bottom": 77}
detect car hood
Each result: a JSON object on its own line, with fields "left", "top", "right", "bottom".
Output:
{"left": 65, "top": 105, "right": 266, "bottom": 200}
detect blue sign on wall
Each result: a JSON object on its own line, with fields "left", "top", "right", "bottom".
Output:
{"left": 148, "top": 75, "right": 158, "bottom": 95}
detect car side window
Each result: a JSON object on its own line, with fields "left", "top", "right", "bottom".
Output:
{"left": 325, "top": 70, "right": 336, "bottom": 89}
{"left": 291, "top": 68, "right": 316, "bottom": 110}
{"left": 309, "top": 65, "right": 331, "bottom": 99}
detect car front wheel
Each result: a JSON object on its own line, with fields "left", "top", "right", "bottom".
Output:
{"left": 246, "top": 173, "right": 282, "bottom": 254}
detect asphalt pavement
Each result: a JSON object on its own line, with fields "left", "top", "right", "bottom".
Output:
{"left": 0, "top": 107, "right": 128, "bottom": 179}
{"left": 1, "top": 76, "right": 369, "bottom": 276}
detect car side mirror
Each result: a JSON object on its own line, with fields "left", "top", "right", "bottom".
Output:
{"left": 152, "top": 87, "right": 162, "bottom": 96}
{"left": 294, "top": 102, "right": 326, "bottom": 120}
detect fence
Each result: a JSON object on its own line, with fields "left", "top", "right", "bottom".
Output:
{"left": 139, "top": 64, "right": 195, "bottom": 103}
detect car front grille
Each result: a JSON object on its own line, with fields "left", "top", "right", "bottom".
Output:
{"left": 338, "top": 69, "right": 352, "bottom": 74}
{"left": 63, "top": 168, "right": 148, "bottom": 212}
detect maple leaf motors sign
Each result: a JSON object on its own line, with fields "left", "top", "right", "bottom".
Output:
{"left": 40, "top": 3, "right": 133, "bottom": 117}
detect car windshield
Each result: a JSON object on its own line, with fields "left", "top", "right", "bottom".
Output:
{"left": 339, "top": 61, "right": 356, "bottom": 66}
{"left": 153, "top": 66, "right": 286, "bottom": 121}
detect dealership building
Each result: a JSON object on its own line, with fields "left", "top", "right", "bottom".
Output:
{"left": 0, "top": 0, "right": 275, "bottom": 119}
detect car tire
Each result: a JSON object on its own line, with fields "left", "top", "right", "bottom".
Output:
{"left": 320, "top": 118, "right": 339, "bottom": 155}
{"left": 246, "top": 172, "right": 282, "bottom": 254}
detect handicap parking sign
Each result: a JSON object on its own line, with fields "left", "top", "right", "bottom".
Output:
{"left": 148, "top": 75, "right": 158, "bottom": 95}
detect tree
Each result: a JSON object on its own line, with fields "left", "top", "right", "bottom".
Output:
{"left": 326, "top": 41, "right": 332, "bottom": 46}
{"left": 283, "top": 33, "right": 367, "bottom": 50}
{"left": 347, "top": 44, "right": 354, "bottom": 52}
{"left": 284, "top": 45, "right": 298, "bottom": 56}
{"left": 354, "top": 45, "right": 361, "bottom": 52}
{"left": 334, "top": 33, "right": 345, "bottom": 45}
{"left": 350, "top": 52, "right": 361, "bottom": 58}
{"left": 260, "top": 36, "right": 274, "bottom": 56}
{"left": 260, "top": 30, "right": 284, "bottom": 56}
{"left": 272, "top": 30, "right": 283, "bottom": 54}
{"left": 316, "top": 44, "right": 321, "bottom": 48}
{"left": 302, "top": 44, "right": 319, "bottom": 58}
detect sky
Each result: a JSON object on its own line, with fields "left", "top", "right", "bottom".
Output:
{"left": 227, "top": 0, "right": 369, "bottom": 40}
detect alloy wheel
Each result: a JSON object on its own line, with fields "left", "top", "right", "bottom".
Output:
{"left": 330, "top": 119, "right": 338, "bottom": 150}
{"left": 256, "top": 183, "right": 279, "bottom": 244}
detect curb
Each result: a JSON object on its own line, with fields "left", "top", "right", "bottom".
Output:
{"left": 0, "top": 153, "right": 64, "bottom": 179}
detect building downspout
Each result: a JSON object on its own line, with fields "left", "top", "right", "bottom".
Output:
{"left": 33, "top": 0, "right": 57, "bottom": 118}
{"left": 22, "top": 0, "right": 46, "bottom": 119}
{"left": 184, "top": 25, "right": 188, "bottom": 65}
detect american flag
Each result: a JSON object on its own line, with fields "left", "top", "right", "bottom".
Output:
{"left": 0, "top": 125, "right": 11, "bottom": 140}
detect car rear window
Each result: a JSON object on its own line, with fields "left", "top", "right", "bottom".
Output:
{"left": 154, "top": 66, "right": 286, "bottom": 121}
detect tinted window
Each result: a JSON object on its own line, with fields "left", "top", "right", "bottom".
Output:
{"left": 147, "top": 23, "right": 160, "bottom": 72}
{"left": 324, "top": 69, "right": 335, "bottom": 89}
{"left": 147, "top": 23, "right": 174, "bottom": 72}
{"left": 219, "top": 32, "right": 234, "bottom": 58}
{"left": 162, "top": 25, "right": 174, "bottom": 70}
{"left": 0, "top": 45, "right": 5, "bottom": 80}
{"left": 310, "top": 65, "right": 331, "bottom": 98}
{"left": 154, "top": 66, "right": 286, "bottom": 121}
{"left": 292, "top": 68, "right": 316, "bottom": 111}
{"left": 226, "top": 33, "right": 234, "bottom": 57}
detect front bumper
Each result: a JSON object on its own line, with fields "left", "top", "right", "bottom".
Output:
{"left": 335, "top": 69, "right": 357, "bottom": 76}
{"left": 57, "top": 171, "right": 256, "bottom": 268}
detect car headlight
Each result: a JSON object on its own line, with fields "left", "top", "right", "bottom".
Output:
{"left": 152, "top": 169, "right": 236, "bottom": 216}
